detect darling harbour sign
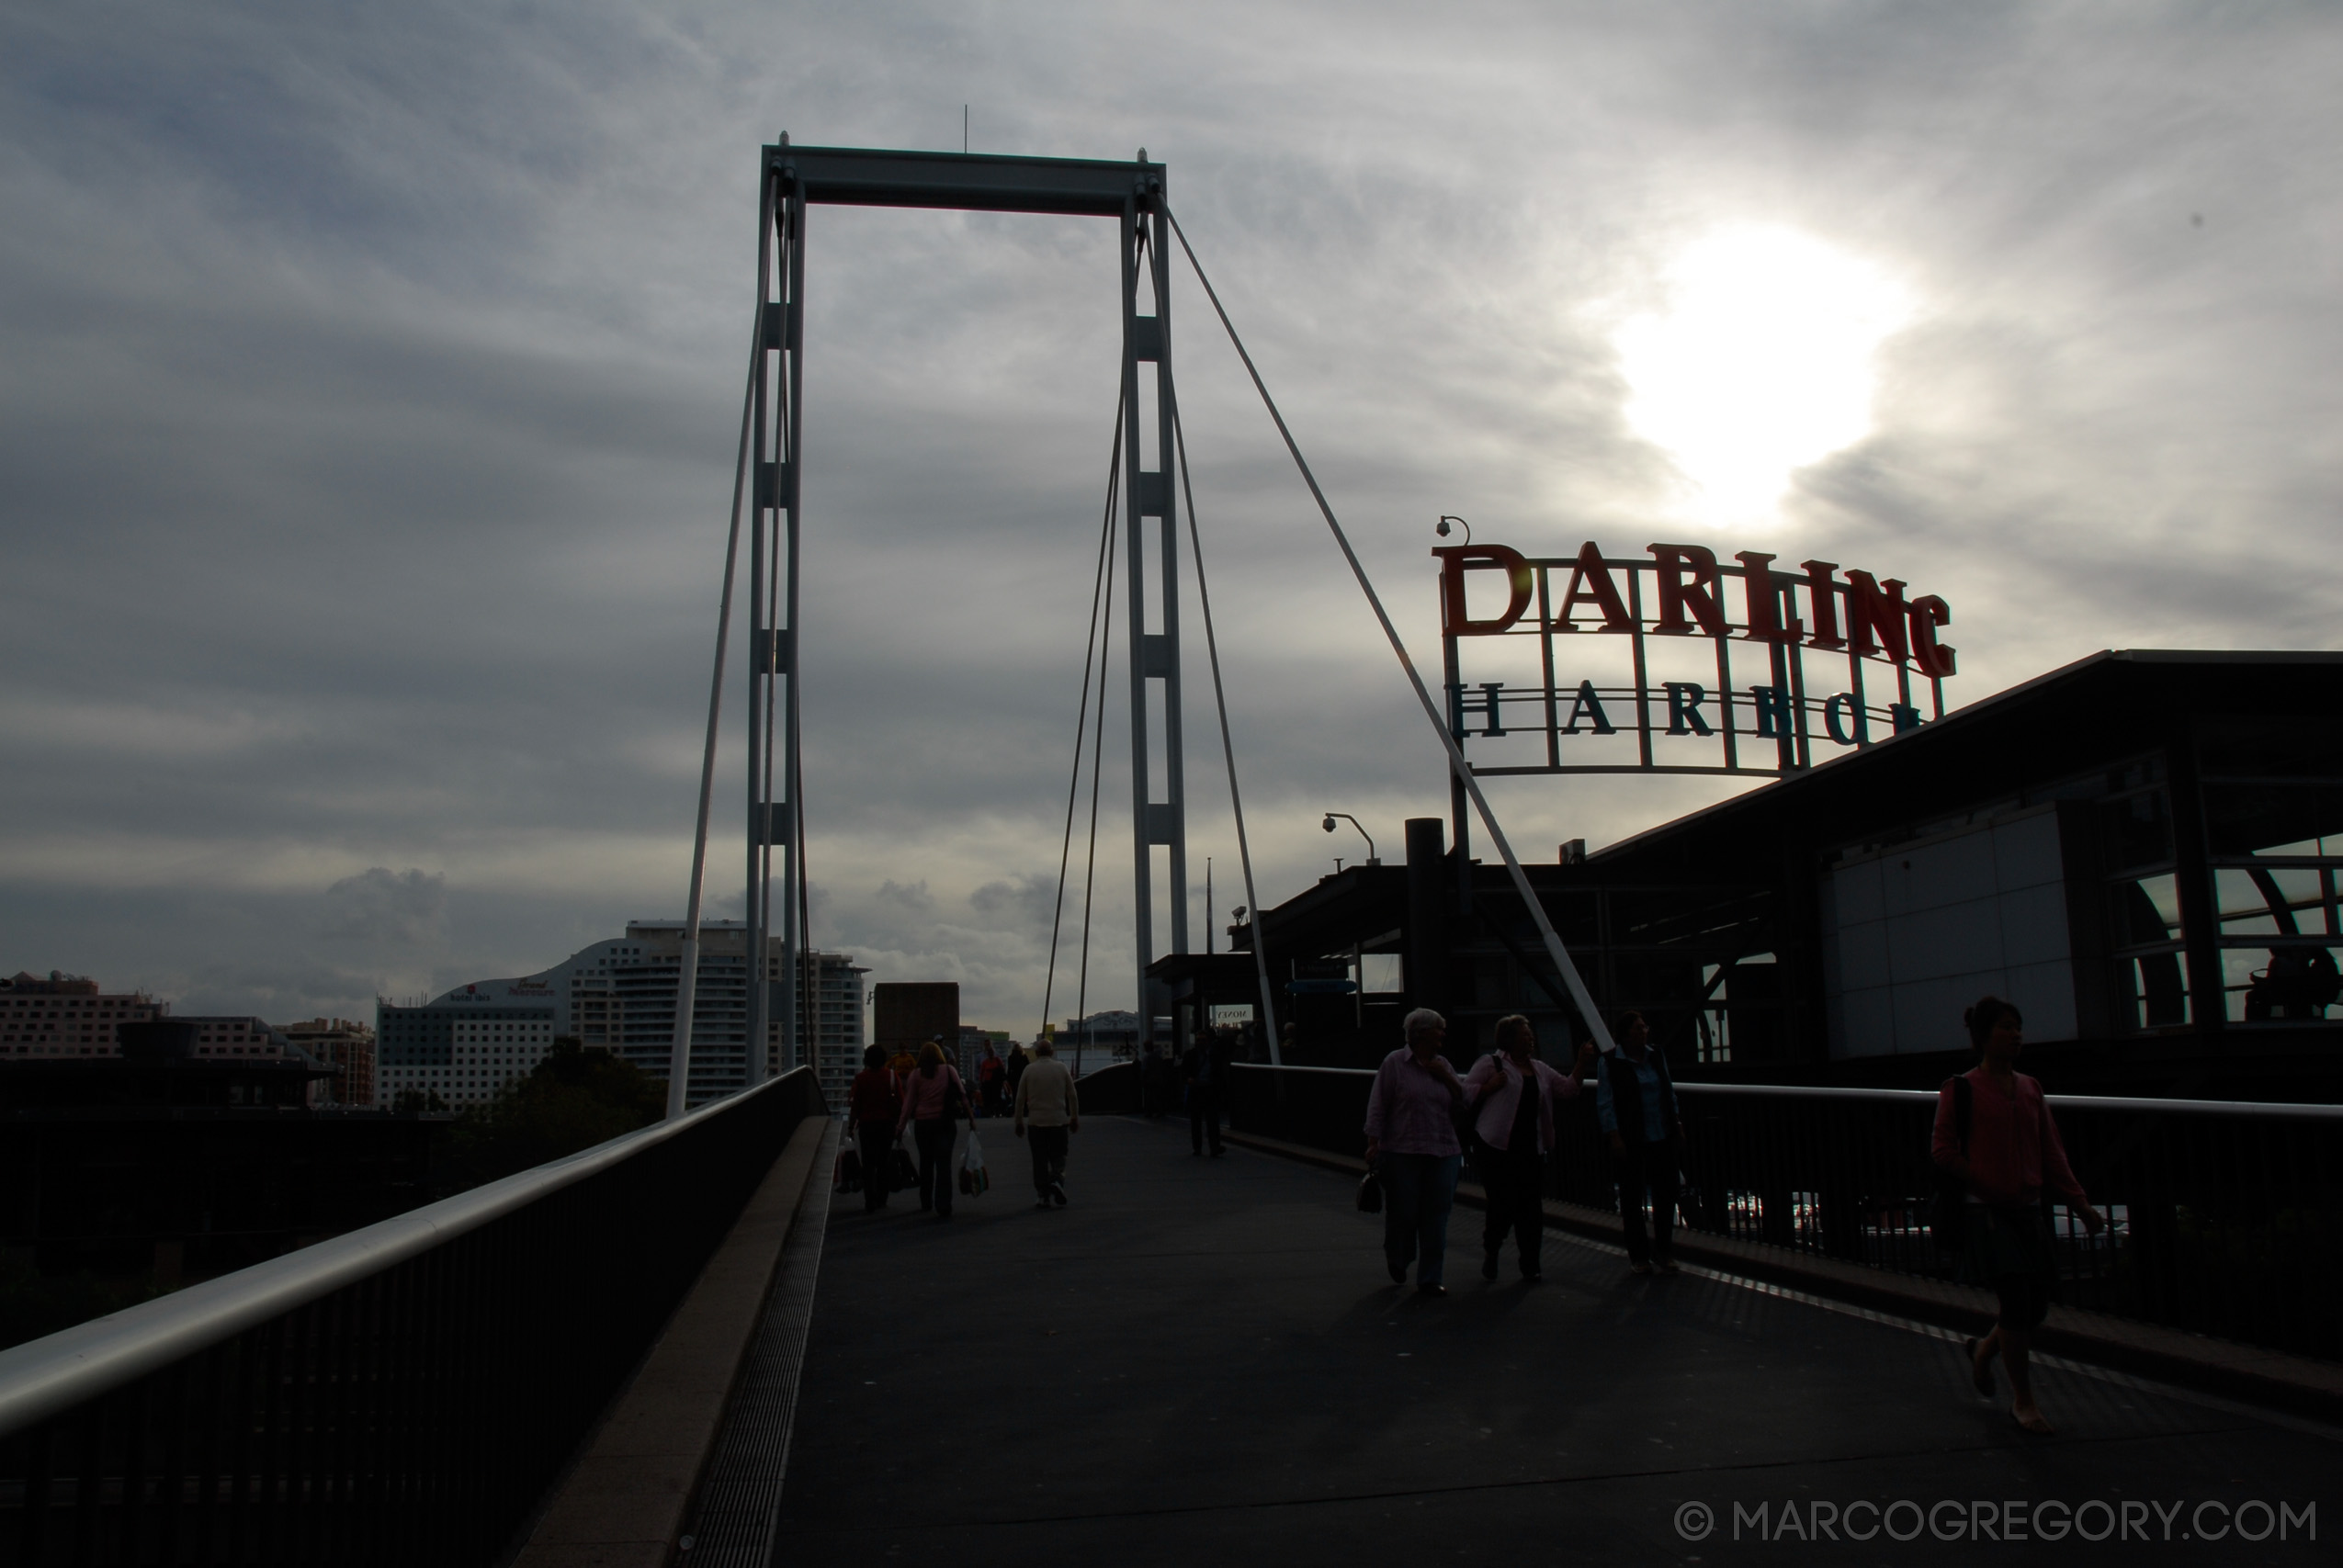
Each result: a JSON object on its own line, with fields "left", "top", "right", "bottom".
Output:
{"left": 1437, "top": 537, "right": 1958, "bottom": 778}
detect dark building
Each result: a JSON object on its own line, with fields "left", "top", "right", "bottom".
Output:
{"left": 1, "top": 1022, "right": 436, "bottom": 1284}
{"left": 1239, "top": 650, "right": 2343, "bottom": 1100}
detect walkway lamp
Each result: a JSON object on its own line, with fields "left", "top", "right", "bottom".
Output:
{"left": 1321, "top": 812, "right": 1380, "bottom": 866}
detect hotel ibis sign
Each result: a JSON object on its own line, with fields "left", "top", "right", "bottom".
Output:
{"left": 1436, "top": 540, "right": 1955, "bottom": 778}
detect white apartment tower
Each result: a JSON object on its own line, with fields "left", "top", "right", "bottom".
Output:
{"left": 377, "top": 923, "right": 864, "bottom": 1110}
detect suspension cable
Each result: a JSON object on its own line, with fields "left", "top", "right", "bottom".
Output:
{"left": 1161, "top": 204, "right": 1618, "bottom": 1055}
{"left": 1071, "top": 530, "right": 1115, "bottom": 1075}
{"left": 669, "top": 212, "right": 770, "bottom": 1119}
{"left": 1040, "top": 405, "right": 1125, "bottom": 1042}
{"left": 1169, "top": 403, "right": 1285, "bottom": 1064}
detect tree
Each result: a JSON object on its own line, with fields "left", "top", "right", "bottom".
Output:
{"left": 440, "top": 1036, "right": 666, "bottom": 1188}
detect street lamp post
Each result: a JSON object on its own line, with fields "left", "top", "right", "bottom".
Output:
{"left": 1321, "top": 812, "right": 1380, "bottom": 866}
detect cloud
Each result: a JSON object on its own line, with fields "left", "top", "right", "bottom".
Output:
{"left": 321, "top": 868, "right": 447, "bottom": 947}
{"left": 969, "top": 874, "right": 1059, "bottom": 931}
{"left": 6, "top": 0, "right": 2342, "bottom": 1029}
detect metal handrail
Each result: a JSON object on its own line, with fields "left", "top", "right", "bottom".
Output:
{"left": 1228, "top": 1061, "right": 2343, "bottom": 1121}
{"left": 1674, "top": 1080, "right": 2343, "bottom": 1121}
{"left": 0, "top": 1068, "right": 808, "bottom": 1440}
{"left": 1229, "top": 1062, "right": 1374, "bottom": 1077}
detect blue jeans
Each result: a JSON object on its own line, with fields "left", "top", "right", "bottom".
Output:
{"left": 1379, "top": 1152, "right": 1462, "bottom": 1285}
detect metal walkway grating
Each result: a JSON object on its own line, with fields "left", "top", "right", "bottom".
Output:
{"left": 680, "top": 1118, "right": 838, "bottom": 1568}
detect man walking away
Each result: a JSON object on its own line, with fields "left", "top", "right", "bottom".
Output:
{"left": 1013, "top": 1039, "right": 1081, "bottom": 1207}
{"left": 1182, "top": 1028, "right": 1228, "bottom": 1156}
{"left": 1004, "top": 1039, "right": 1029, "bottom": 1107}
{"left": 1596, "top": 1010, "right": 1684, "bottom": 1275}
{"left": 847, "top": 1044, "right": 898, "bottom": 1213}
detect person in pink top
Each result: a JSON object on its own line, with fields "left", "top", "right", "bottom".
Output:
{"left": 1461, "top": 1016, "right": 1597, "bottom": 1283}
{"left": 1364, "top": 1009, "right": 1469, "bottom": 1294}
{"left": 1932, "top": 996, "right": 2105, "bottom": 1434}
{"left": 898, "top": 1041, "right": 975, "bottom": 1220}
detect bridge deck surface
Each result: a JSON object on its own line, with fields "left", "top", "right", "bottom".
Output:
{"left": 775, "top": 1117, "right": 2335, "bottom": 1563}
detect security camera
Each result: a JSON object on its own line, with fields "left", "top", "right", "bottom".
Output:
{"left": 1321, "top": 815, "right": 1336, "bottom": 832}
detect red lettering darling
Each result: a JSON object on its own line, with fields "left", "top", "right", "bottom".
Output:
{"left": 1434, "top": 540, "right": 1955, "bottom": 678}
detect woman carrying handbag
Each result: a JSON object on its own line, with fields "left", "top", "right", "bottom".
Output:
{"left": 1462, "top": 1015, "right": 1597, "bottom": 1282}
{"left": 899, "top": 1040, "right": 977, "bottom": 1220}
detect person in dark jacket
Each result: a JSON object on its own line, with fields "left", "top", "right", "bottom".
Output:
{"left": 977, "top": 1041, "right": 1007, "bottom": 1118}
{"left": 846, "top": 1044, "right": 899, "bottom": 1213}
{"left": 1595, "top": 1010, "right": 1684, "bottom": 1275}
{"left": 1182, "top": 1028, "right": 1231, "bottom": 1156}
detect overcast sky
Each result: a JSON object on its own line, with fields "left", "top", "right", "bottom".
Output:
{"left": 5, "top": 2, "right": 2340, "bottom": 1032}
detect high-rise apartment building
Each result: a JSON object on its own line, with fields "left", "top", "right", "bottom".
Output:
{"left": 376, "top": 923, "right": 865, "bottom": 1110}
{"left": 794, "top": 949, "right": 868, "bottom": 1110}
{"left": 2, "top": 973, "right": 305, "bottom": 1088}
{"left": 277, "top": 1018, "right": 378, "bottom": 1107}
{"left": 1, "top": 972, "right": 161, "bottom": 1056}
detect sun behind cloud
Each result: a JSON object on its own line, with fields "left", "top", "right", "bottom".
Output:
{"left": 1615, "top": 226, "right": 1913, "bottom": 527}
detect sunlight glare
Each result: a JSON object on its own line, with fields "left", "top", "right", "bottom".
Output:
{"left": 1614, "top": 227, "right": 1912, "bottom": 525}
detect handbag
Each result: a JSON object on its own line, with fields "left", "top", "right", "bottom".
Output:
{"left": 958, "top": 1130, "right": 990, "bottom": 1197}
{"left": 1930, "top": 1074, "right": 1974, "bottom": 1252}
{"left": 1356, "top": 1167, "right": 1384, "bottom": 1213}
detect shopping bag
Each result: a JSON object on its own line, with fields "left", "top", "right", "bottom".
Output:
{"left": 835, "top": 1146, "right": 863, "bottom": 1192}
{"left": 958, "top": 1130, "right": 990, "bottom": 1197}
{"left": 889, "top": 1145, "right": 917, "bottom": 1192}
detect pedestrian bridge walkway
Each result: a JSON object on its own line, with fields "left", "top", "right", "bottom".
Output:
{"left": 3, "top": 1078, "right": 2331, "bottom": 1566}
{"left": 771, "top": 1117, "right": 2334, "bottom": 1563}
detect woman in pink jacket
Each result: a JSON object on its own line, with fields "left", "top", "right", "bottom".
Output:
{"left": 1462, "top": 1015, "right": 1596, "bottom": 1282}
{"left": 1932, "top": 997, "right": 2105, "bottom": 1433}
{"left": 899, "top": 1041, "right": 975, "bottom": 1220}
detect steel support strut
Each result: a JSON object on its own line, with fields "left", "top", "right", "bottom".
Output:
{"left": 747, "top": 158, "right": 808, "bottom": 1092}
{"left": 1121, "top": 170, "right": 1189, "bottom": 1049}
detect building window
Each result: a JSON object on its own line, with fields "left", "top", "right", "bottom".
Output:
{"left": 2193, "top": 717, "right": 2343, "bottom": 1025}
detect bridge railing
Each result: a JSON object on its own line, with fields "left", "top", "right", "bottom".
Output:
{"left": 0, "top": 1066, "right": 824, "bottom": 1567}
{"left": 1228, "top": 1064, "right": 2343, "bottom": 1359}
{"left": 1070, "top": 1058, "right": 1137, "bottom": 1115}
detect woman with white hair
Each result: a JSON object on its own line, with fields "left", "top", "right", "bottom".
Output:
{"left": 1363, "top": 1008, "right": 1468, "bottom": 1294}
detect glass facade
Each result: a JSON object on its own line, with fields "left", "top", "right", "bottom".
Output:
{"left": 2196, "top": 716, "right": 2343, "bottom": 1025}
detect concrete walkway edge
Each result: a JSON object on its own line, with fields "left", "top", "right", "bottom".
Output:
{"left": 1224, "top": 1127, "right": 2343, "bottom": 1423}
{"left": 513, "top": 1116, "right": 831, "bottom": 1568}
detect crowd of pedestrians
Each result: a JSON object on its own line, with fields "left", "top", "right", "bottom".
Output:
{"left": 1357, "top": 994, "right": 2099, "bottom": 1432}
{"left": 848, "top": 988, "right": 2091, "bottom": 1434}
{"left": 843, "top": 1034, "right": 1082, "bottom": 1217}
